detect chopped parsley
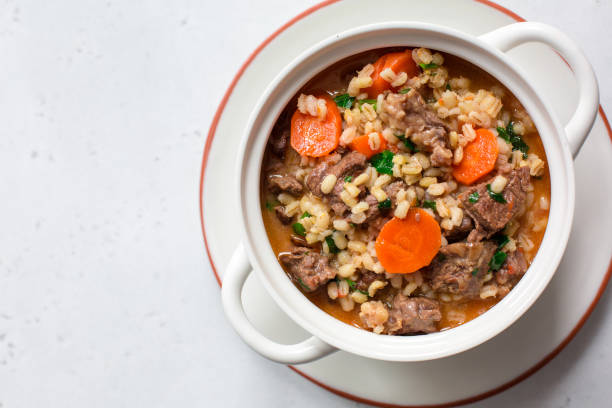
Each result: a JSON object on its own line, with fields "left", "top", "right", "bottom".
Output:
{"left": 422, "top": 200, "right": 437, "bottom": 211}
{"left": 419, "top": 62, "right": 439, "bottom": 70}
{"left": 265, "top": 201, "right": 274, "bottom": 211}
{"left": 497, "top": 122, "right": 529, "bottom": 159}
{"left": 399, "top": 87, "right": 411, "bottom": 94}
{"left": 297, "top": 278, "right": 311, "bottom": 291}
{"left": 333, "top": 93, "right": 355, "bottom": 109}
{"left": 468, "top": 191, "right": 480, "bottom": 203}
{"left": 489, "top": 251, "right": 508, "bottom": 271}
{"left": 325, "top": 235, "right": 340, "bottom": 254}
{"left": 486, "top": 184, "right": 507, "bottom": 203}
{"left": 292, "top": 222, "right": 306, "bottom": 236}
{"left": 471, "top": 268, "right": 479, "bottom": 276}
{"left": 358, "top": 289, "right": 369, "bottom": 296}
{"left": 446, "top": 83, "right": 452, "bottom": 91}
{"left": 345, "top": 278, "right": 357, "bottom": 290}
{"left": 358, "top": 99, "right": 377, "bottom": 111}
{"left": 396, "top": 134, "right": 418, "bottom": 153}
{"left": 378, "top": 198, "right": 392, "bottom": 209}
{"left": 437, "top": 253, "right": 447, "bottom": 262}
{"left": 344, "top": 175, "right": 352, "bottom": 182}
{"left": 300, "top": 211, "right": 312, "bottom": 219}
{"left": 370, "top": 150, "right": 395, "bottom": 175}
{"left": 493, "top": 233, "right": 509, "bottom": 249}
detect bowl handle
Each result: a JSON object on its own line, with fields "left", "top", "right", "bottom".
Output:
{"left": 479, "top": 22, "right": 599, "bottom": 158}
{"left": 221, "top": 243, "right": 336, "bottom": 364}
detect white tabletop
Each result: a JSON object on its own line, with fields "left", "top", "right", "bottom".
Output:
{"left": 0, "top": 0, "right": 610, "bottom": 407}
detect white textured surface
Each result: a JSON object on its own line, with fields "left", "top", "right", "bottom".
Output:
{"left": 0, "top": 1, "right": 610, "bottom": 407}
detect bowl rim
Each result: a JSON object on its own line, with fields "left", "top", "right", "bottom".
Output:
{"left": 235, "top": 21, "right": 575, "bottom": 361}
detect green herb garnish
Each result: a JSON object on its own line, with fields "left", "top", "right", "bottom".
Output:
{"left": 468, "top": 191, "right": 480, "bottom": 203}
{"left": 378, "top": 198, "right": 392, "bottom": 209}
{"left": 333, "top": 93, "right": 355, "bottom": 109}
{"left": 396, "top": 134, "right": 418, "bottom": 153}
{"left": 358, "top": 99, "right": 377, "bottom": 111}
{"left": 419, "top": 62, "right": 439, "bottom": 70}
{"left": 300, "top": 211, "right": 312, "bottom": 219}
{"left": 325, "top": 236, "right": 340, "bottom": 254}
{"left": 437, "top": 253, "right": 447, "bottom": 262}
{"left": 493, "top": 233, "right": 509, "bottom": 249}
{"left": 446, "top": 83, "right": 451, "bottom": 91}
{"left": 344, "top": 175, "right": 352, "bottom": 182}
{"left": 370, "top": 150, "right": 395, "bottom": 175}
{"left": 265, "top": 201, "right": 274, "bottom": 211}
{"left": 486, "top": 184, "right": 507, "bottom": 203}
{"left": 345, "top": 278, "right": 357, "bottom": 290}
{"left": 292, "top": 222, "right": 306, "bottom": 236}
{"left": 423, "top": 200, "right": 437, "bottom": 211}
{"left": 471, "top": 268, "right": 479, "bottom": 276}
{"left": 358, "top": 289, "right": 369, "bottom": 296}
{"left": 489, "top": 251, "right": 507, "bottom": 271}
{"left": 297, "top": 278, "right": 311, "bottom": 291}
{"left": 497, "top": 122, "right": 529, "bottom": 159}
{"left": 399, "top": 87, "right": 411, "bottom": 94}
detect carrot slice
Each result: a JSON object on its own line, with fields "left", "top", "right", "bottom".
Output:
{"left": 375, "top": 209, "right": 441, "bottom": 274}
{"left": 349, "top": 134, "right": 387, "bottom": 158}
{"left": 452, "top": 128, "right": 499, "bottom": 185}
{"left": 290, "top": 95, "right": 341, "bottom": 157}
{"left": 363, "top": 50, "right": 419, "bottom": 98}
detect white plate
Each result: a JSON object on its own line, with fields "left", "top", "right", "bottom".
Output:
{"left": 200, "top": 0, "right": 612, "bottom": 406}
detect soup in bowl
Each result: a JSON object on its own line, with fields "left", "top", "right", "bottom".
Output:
{"left": 261, "top": 47, "right": 550, "bottom": 335}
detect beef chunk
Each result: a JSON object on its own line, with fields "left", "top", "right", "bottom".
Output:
{"left": 496, "top": 249, "right": 528, "bottom": 298}
{"left": 306, "top": 151, "right": 367, "bottom": 196}
{"left": 425, "top": 241, "right": 497, "bottom": 299}
{"left": 443, "top": 215, "right": 473, "bottom": 243}
{"left": 461, "top": 167, "right": 530, "bottom": 242}
{"left": 356, "top": 270, "right": 380, "bottom": 292}
{"left": 380, "top": 91, "right": 452, "bottom": 167}
{"left": 274, "top": 206, "right": 293, "bottom": 225}
{"left": 333, "top": 151, "right": 368, "bottom": 178}
{"left": 279, "top": 247, "right": 336, "bottom": 292}
{"left": 268, "top": 175, "right": 303, "bottom": 195}
{"left": 385, "top": 294, "right": 441, "bottom": 334}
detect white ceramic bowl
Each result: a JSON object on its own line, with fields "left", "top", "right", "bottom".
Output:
{"left": 221, "top": 22, "right": 599, "bottom": 363}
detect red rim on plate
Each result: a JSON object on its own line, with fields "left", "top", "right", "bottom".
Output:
{"left": 199, "top": 1, "right": 612, "bottom": 406}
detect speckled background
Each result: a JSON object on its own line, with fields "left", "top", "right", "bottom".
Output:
{"left": 0, "top": 0, "right": 610, "bottom": 407}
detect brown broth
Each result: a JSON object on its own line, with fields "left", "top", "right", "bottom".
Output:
{"left": 261, "top": 48, "right": 550, "bottom": 332}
